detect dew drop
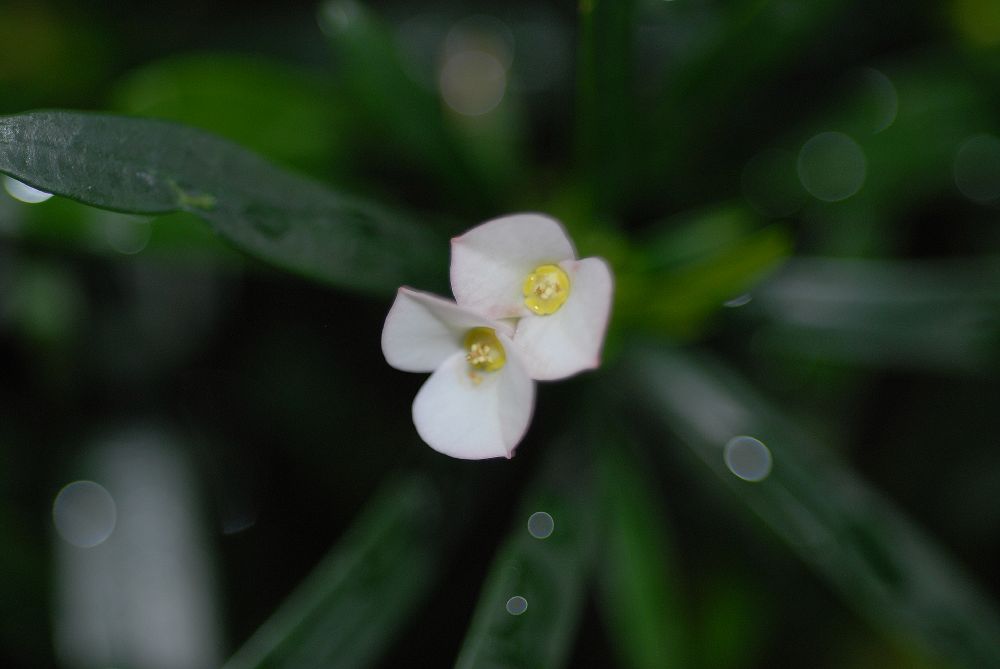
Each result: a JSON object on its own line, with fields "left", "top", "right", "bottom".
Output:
{"left": 724, "top": 436, "right": 773, "bottom": 482}
{"left": 797, "top": 131, "right": 867, "bottom": 202}
{"left": 723, "top": 294, "right": 752, "bottom": 308}
{"left": 52, "top": 481, "right": 117, "bottom": 548}
{"left": 527, "top": 511, "right": 554, "bottom": 539}
{"left": 4, "top": 176, "right": 53, "bottom": 204}
{"left": 101, "top": 213, "right": 152, "bottom": 255}
{"left": 506, "top": 595, "right": 528, "bottom": 615}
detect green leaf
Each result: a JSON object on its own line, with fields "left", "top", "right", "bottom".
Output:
{"left": 647, "top": 0, "right": 844, "bottom": 183}
{"left": 695, "top": 571, "right": 772, "bottom": 669}
{"left": 792, "top": 63, "right": 993, "bottom": 256}
{"left": 0, "top": 111, "right": 446, "bottom": 295}
{"left": 596, "top": 431, "right": 687, "bottom": 669}
{"left": 627, "top": 346, "right": 1000, "bottom": 668}
{"left": 454, "top": 444, "right": 596, "bottom": 669}
{"left": 577, "top": 0, "right": 637, "bottom": 215}
{"left": 1, "top": 192, "right": 240, "bottom": 267}
{"left": 110, "top": 52, "right": 341, "bottom": 172}
{"left": 617, "top": 205, "right": 792, "bottom": 339}
{"left": 223, "top": 473, "right": 453, "bottom": 669}
{"left": 751, "top": 257, "right": 1000, "bottom": 372}
{"left": 318, "top": 0, "right": 501, "bottom": 214}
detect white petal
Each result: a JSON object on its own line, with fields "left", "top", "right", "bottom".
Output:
{"left": 513, "top": 257, "right": 614, "bottom": 380}
{"left": 412, "top": 341, "right": 535, "bottom": 459}
{"left": 450, "top": 213, "right": 577, "bottom": 319}
{"left": 382, "top": 287, "right": 512, "bottom": 373}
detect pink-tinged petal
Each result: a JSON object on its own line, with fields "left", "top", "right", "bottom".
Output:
{"left": 450, "top": 213, "right": 577, "bottom": 319}
{"left": 513, "top": 257, "right": 614, "bottom": 381}
{"left": 412, "top": 340, "right": 535, "bottom": 459}
{"left": 382, "top": 287, "right": 512, "bottom": 373}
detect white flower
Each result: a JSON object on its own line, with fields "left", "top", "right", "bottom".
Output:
{"left": 381, "top": 213, "right": 613, "bottom": 460}
{"left": 450, "top": 213, "right": 614, "bottom": 380}
{"left": 381, "top": 287, "right": 535, "bottom": 460}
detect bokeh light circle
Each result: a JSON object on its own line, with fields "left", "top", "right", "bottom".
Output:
{"left": 797, "top": 131, "right": 867, "bottom": 202}
{"left": 954, "top": 134, "right": 1000, "bottom": 203}
{"left": 527, "top": 511, "right": 554, "bottom": 539}
{"left": 439, "top": 50, "right": 506, "bottom": 116}
{"left": 724, "top": 436, "right": 773, "bottom": 482}
{"left": 506, "top": 596, "right": 528, "bottom": 615}
{"left": 52, "top": 480, "right": 117, "bottom": 548}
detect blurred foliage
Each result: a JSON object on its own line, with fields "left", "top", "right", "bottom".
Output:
{"left": 224, "top": 472, "right": 468, "bottom": 669}
{"left": 454, "top": 442, "right": 595, "bottom": 669}
{"left": 111, "top": 53, "right": 342, "bottom": 174}
{"left": 2, "top": 0, "right": 1000, "bottom": 668}
{"left": 596, "top": 430, "right": 687, "bottom": 669}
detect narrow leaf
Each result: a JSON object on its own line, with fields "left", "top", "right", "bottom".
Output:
{"left": 628, "top": 347, "right": 1000, "bottom": 668}
{"left": 752, "top": 257, "right": 1000, "bottom": 371}
{"left": 223, "top": 473, "right": 453, "bottom": 669}
{"left": 454, "top": 445, "right": 596, "bottom": 669}
{"left": 648, "top": 0, "right": 844, "bottom": 182}
{"left": 617, "top": 205, "right": 791, "bottom": 339}
{"left": 596, "top": 430, "right": 687, "bottom": 668}
{"left": 577, "top": 0, "right": 637, "bottom": 214}
{"left": 318, "top": 0, "right": 501, "bottom": 213}
{"left": 778, "top": 63, "right": 992, "bottom": 257}
{"left": 0, "top": 111, "right": 445, "bottom": 295}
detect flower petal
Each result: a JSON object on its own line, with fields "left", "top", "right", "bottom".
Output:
{"left": 382, "top": 287, "right": 512, "bottom": 373}
{"left": 513, "top": 257, "right": 614, "bottom": 380}
{"left": 412, "top": 340, "right": 535, "bottom": 459}
{"left": 450, "top": 213, "right": 577, "bottom": 319}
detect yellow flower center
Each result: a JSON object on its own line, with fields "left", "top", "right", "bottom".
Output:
{"left": 464, "top": 327, "right": 506, "bottom": 373}
{"left": 523, "top": 264, "right": 570, "bottom": 315}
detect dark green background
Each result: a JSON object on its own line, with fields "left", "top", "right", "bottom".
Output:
{"left": 2, "top": 0, "right": 1000, "bottom": 667}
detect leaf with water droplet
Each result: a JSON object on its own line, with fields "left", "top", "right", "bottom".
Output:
{"left": 629, "top": 347, "right": 1000, "bottom": 668}
{"left": 223, "top": 473, "right": 461, "bottom": 669}
{"left": 0, "top": 111, "right": 446, "bottom": 296}
{"left": 454, "top": 443, "right": 596, "bottom": 669}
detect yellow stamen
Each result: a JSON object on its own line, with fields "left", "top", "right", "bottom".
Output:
{"left": 523, "top": 264, "right": 570, "bottom": 315}
{"left": 464, "top": 327, "right": 506, "bottom": 374}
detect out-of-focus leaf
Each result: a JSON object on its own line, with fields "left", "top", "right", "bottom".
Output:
{"left": 0, "top": 506, "right": 50, "bottom": 667}
{"left": 596, "top": 430, "right": 687, "bottom": 669}
{"left": 789, "top": 63, "right": 994, "bottom": 256}
{"left": 644, "top": 0, "right": 845, "bottom": 192}
{"left": 0, "top": 111, "right": 445, "bottom": 295}
{"left": 0, "top": 4, "right": 113, "bottom": 110}
{"left": 54, "top": 428, "right": 223, "bottom": 669}
{"left": 952, "top": 0, "right": 1000, "bottom": 49}
{"left": 110, "top": 53, "right": 340, "bottom": 172}
{"left": 750, "top": 257, "right": 1000, "bottom": 372}
{"left": 617, "top": 205, "right": 791, "bottom": 339}
{"left": 318, "top": 0, "right": 501, "bottom": 214}
{"left": 695, "top": 572, "right": 772, "bottom": 669}
{"left": 637, "top": 205, "right": 761, "bottom": 272}
{"left": 224, "top": 473, "right": 454, "bottom": 669}
{"left": 628, "top": 346, "right": 1000, "bottom": 668}
{"left": 454, "top": 444, "right": 595, "bottom": 669}
{"left": 577, "top": 0, "right": 636, "bottom": 215}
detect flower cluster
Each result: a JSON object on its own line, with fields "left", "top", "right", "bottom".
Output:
{"left": 381, "top": 214, "right": 613, "bottom": 460}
